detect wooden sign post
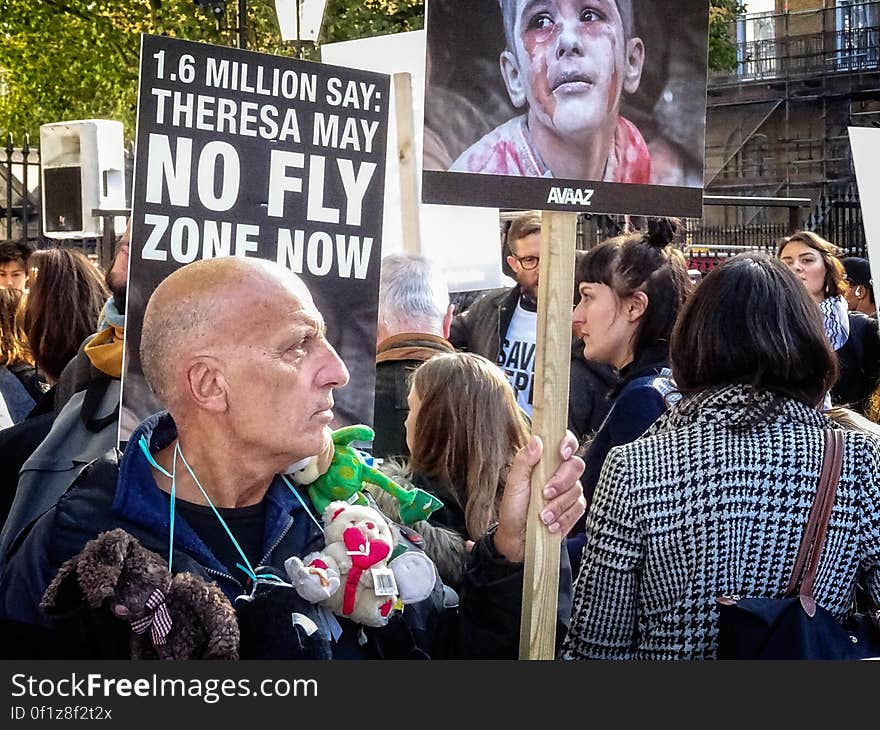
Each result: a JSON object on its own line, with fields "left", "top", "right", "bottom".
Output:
{"left": 418, "top": 0, "right": 710, "bottom": 663}
{"left": 393, "top": 72, "right": 422, "bottom": 254}
{"left": 519, "top": 211, "right": 576, "bottom": 660}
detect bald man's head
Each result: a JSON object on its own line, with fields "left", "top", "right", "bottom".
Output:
{"left": 140, "top": 257, "right": 315, "bottom": 411}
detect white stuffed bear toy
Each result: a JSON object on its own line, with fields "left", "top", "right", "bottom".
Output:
{"left": 285, "top": 500, "right": 437, "bottom": 628}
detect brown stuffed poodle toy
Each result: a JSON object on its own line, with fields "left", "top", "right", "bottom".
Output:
{"left": 40, "top": 529, "right": 239, "bottom": 660}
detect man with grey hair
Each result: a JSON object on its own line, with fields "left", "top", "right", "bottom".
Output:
{"left": 0, "top": 255, "right": 586, "bottom": 659}
{"left": 372, "top": 254, "right": 456, "bottom": 459}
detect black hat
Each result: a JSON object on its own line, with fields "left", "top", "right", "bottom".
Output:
{"left": 843, "top": 257, "right": 873, "bottom": 290}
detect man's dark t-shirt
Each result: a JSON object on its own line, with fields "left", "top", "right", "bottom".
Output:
{"left": 175, "top": 500, "right": 266, "bottom": 578}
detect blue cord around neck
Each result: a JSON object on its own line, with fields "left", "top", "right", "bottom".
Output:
{"left": 137, "top": 435, "right": 285, "bottom": 584}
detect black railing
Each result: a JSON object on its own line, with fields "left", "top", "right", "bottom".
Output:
{"left": 806, "top": 191, "right": 867, "bottom": 257}
{"left": 712, "top": 3, "right": 880, "bottom": 84}
{"left": 2, "top": 133, "right": 40, "bottom": 242}
{"left": 576, "top": 192, "right": 866, "bottom": 274}
{"left": 685, "top": 196, "right": 866, "bottom": 272}
{"left": 1, "top": 134, "right": 134, "bottom": 258}
{"left": 726, "top": 28, "right": 880, "bottom": 81}
{"left": 684, "top": 223, "right": 788, "bottom": 273}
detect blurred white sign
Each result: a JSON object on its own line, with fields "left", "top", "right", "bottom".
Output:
{"left": 850, "top": 127, "right": 880, "bottom": 290}
{"left": 274, "top": 0, "right": 325, "bottom": 42}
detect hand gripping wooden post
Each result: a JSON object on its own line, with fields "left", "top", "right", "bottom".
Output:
{"left": 519, "top": 211, "right": 576, "bottom": 660}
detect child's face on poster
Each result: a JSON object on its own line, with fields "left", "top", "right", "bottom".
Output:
{"left": 501, "top": 0, "right": 644, "bottom": 140}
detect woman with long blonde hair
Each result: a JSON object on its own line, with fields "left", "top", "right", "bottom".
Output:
{"left": 404, "top": 352, "right": 530, "bottom": 540}
{"left": 371, "top": 352, "right": 530, "bottom": 588}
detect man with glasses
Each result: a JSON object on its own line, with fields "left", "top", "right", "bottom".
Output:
{"left": 449, "top": 214, "right": 614, "bottom": 440}
{"left": 450, "top": 213, "right": 542, "bottom": 417}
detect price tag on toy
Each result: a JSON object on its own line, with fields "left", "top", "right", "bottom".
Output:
{"left": 371, "top": 567, "right": 398, "bottom": 597}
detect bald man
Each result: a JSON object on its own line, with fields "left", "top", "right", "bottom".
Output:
{"left": 0, "top": 257, "right": 585, "bottom": 659}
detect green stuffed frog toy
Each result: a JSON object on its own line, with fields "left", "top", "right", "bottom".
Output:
{"left": 289, "top": 425, "right": 443, "bottom": 525}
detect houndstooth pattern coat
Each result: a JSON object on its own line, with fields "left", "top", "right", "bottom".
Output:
{"left": 562, "top": 385, "right": 880, "bottom": 660}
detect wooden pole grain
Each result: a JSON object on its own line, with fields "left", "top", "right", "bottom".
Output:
{"left": 519, "top": 211, "right": 576, "bottom": 660}
{"left": 392, "top": 72, "right": 422, "bottom": 254}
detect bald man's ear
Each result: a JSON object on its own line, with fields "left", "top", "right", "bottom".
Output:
{"left": 185, "top": 359, "right": 228, "bottom": 413}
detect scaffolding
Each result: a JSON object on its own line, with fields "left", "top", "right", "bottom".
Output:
{"left": 705, "top": 1, "right": 880, "bottom": 237}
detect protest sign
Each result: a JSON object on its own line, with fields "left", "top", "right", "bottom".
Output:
{"left": 421, "top": 0, "right": 709, "bottom": 217}
{"left": 850, "top": 127, "right": 880, "bottom": 289}
{"left": 421, "top": 0, "right": 710, "bottom": 657}
{"left": 121, "top": 34, "right": 389, "bottom": 440}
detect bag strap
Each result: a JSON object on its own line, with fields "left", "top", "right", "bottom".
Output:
{"left": 784, "top": 429, "right": 845, "bottom": 606}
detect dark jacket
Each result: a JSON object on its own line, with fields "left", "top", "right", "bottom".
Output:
{"left": 0, "top": 340, "right": 119, "bottom": 539}
{"left": 450, "top": 286, "right": 614, "bottom": 441}
{"left": 567, "top": 348, "right": 674, "bottom": 576}
{"left": 833, "top": 311, "right": 880, "bottom": 413}
{"left": 0, "top": 410, "right": 56, "bottom": 530}
{"left": 0, "top": 412, "right": 570, "bottom": 659}
{"left": 563, "top": 385, "right": 880, "bottom": 660}
{"left": 449, "top": 286, "right": 518, "bottom": 364}
{"left": 372, "top": 333, "right": 455, "bottom": 460}
{"left": 582, "top": 350, "right": 674, "bottom": 506}
{"left": 9, "top": 363, "right": 45, "bottom": 404}
{"left": 0, "top": 375, "right": 120, "bottom": 573}
{"left": 0, "top": 365, "right": 36, "bottom": 425}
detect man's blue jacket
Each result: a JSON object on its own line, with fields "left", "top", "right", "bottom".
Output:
{"left": 0, "top": 412, "right": 572, "bottom": 659}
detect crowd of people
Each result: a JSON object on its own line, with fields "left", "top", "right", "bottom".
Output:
{"left": 0, "top": 211, "right": 878, "bottom": 660}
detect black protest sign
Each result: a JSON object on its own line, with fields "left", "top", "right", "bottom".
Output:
{"left": 421, "top": 0, "right": 709, "bottom": 217}
{"left": 121, "top": 34, "right": 389, "bottom": 439}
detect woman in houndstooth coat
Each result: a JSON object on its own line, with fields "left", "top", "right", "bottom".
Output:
{"left": 563, "top": 253, "right": 880, "bottom": 660}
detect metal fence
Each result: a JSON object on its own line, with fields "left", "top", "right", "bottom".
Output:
{"left": 684, "top": 224, "right": 787, "bottom": 273}
{"left": 2, "top": 134, "right": 134, "bottom": 261}
{"left": 727, "top": 27, "right": 880, "bottom": 81}
{"left": 1, "top": 133, "right": 41, "bottom": 242}
{"left": 712, "top": 2, "right": 880, "bottom": 84}
{"left": 577, "top": 192, "right": 867, "bottom": 274}
{"left": 805, "top": 191, "right": 867, "bottom": 257}
{"left": 686, "top": 195, "right": 866, "bottom": 272}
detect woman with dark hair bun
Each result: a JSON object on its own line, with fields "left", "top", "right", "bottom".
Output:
{"left": 563, "top": 253, "right": 880, "bottom": 660}
{"left": 567, "top": 218, "right": 692, "bottom": 572}
{"left": 778, "top": 231, "right": 880, "bottom": 413}
{"left": 572, "top": 219, "right": 692, "bottom": 502}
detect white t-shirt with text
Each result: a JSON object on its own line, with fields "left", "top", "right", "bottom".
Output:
{"left": 498, "top": 300, "right": 537, "bottom": 418}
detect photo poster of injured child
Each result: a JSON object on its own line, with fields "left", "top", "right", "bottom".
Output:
{"left": 421, "top": 0, "right": 709, "bottom": 217}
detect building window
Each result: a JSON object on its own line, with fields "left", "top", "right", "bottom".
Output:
{"left": 836, "top": 1, "right": 879, "bottom": 71}
{"left": 737, "top": 1, "right": 778, "bottom": 80}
